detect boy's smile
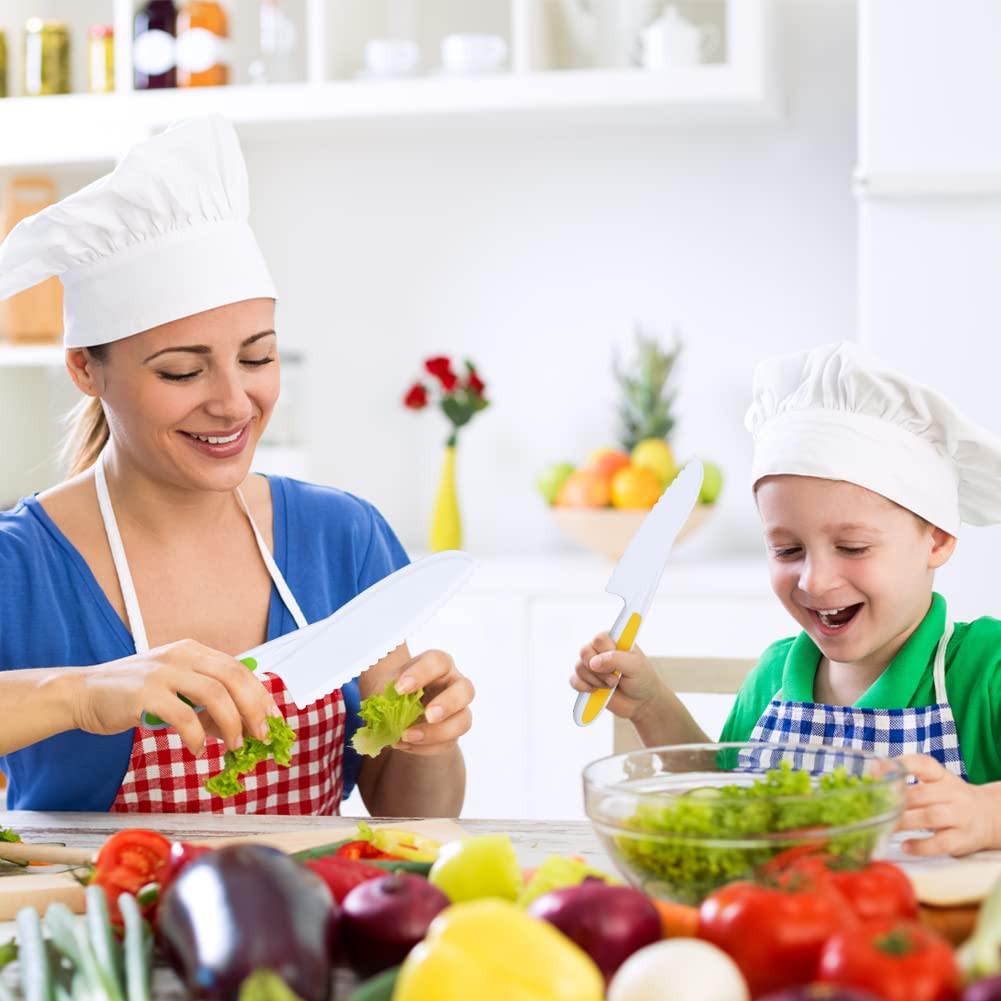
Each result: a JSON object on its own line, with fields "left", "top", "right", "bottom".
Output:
{"left": 756, "top": 475, "right": 956, "bottom": 684}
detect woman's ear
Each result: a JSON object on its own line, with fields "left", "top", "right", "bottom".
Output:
{"left": 65, "top": 348, "right": 103, "bottom": 397}
{"left": 928, "top": 526, "right": 957, "bottom": 569}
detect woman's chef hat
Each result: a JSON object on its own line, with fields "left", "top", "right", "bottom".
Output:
{"left": 745, "top": 341, "right": 1001, "bottom": 535}
{"left": 0, "top": 115, "right": 275, "bottom": 349}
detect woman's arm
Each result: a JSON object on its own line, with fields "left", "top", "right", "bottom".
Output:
{"left": 356, "top": 644, "right": 472, "bottom": 818}
{"left": 0, "top": 668, "right": 82, "bottom": 756}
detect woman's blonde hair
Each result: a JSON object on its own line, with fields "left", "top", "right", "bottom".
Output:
{"left": 62, "top": 344, "right": 110, "bottom": 477}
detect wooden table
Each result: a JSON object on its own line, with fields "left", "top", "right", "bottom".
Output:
{"left": 0, "top": 812, "right": 614, "bottom": 1001}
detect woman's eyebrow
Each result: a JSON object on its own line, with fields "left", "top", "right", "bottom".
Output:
{"left": 143, "top": 329, "right": 276, "bottom": 363}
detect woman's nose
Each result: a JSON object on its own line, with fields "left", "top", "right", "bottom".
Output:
{"left": 204, "top": 365, "right": 252, "bottom": 419}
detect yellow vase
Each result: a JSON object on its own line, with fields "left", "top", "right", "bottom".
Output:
{"left": 430, "top": 444, "right": 462, "bottom": 551}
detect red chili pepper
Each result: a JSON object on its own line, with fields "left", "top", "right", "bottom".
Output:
{"left": 305, "top": 855, "right": 386, "bottom": 903}
{"left": 334, "top": 840, "right": 402, "bottom": 862}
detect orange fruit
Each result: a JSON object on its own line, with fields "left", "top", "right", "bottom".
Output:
{"left": 585, "top": 448, "right": 631, "bottom": 484}
{"left": 610, "top": 465, "right": 663, "bottom": 509}
{"left": 555, "top": 469, "right": 611, "bottom": 508}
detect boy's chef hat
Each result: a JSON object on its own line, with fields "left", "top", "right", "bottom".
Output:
{"left": 745, "top": 341, "right": 1001, "bottom": 535}
{"left": 0, "top": 115, "right": 275, "bottom": 349}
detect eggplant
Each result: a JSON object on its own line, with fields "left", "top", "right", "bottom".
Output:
{"left": 158, "top": 844, "right": 338, "bottom": 1001}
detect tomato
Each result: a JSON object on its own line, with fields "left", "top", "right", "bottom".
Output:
{"left": 699, "top": 878, "right": 856, "bottom": 997}
{"left": 334, "top": 840, "right": 403, "bottom": 862}
{"left": 92, "top": 829, "right": 172, "bottom": 926}
{"left": 817, "top": 920, "right": 961, "bottom": 1001}
{"left": 305, "top": 855, "right": 386, "bottom": 903}
{"left": 766, "top": 852, "right": 919, "bottom": 924}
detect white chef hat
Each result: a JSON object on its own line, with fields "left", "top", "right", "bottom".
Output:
{"left": 745, "top": 341, "right": 1001, "bottom": 535}
{"left": 0, "top": 115, "right": 275, "bottom": 348}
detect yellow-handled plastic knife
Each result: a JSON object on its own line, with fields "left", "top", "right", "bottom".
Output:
{"left": 573, "top": 458, "right": 704, "bottom": 727}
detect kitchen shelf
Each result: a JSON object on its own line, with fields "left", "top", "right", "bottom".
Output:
{"left": 0, "top": 0, "right": 777, "bottom": 168}
{"left": 0, "top": 345, "right": 65, "bottom": 367}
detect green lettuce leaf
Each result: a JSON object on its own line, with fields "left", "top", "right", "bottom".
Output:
{"left": 352, "top": 682, "right": 425, "bottom": 758}
{"left": 205, "top": 716, "right": 297, "bottom": 798}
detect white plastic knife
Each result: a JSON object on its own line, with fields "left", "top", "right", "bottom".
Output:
{"left": 573, "top": 459, "right": 704, "bottom": 727}
{"left": 141, "top": 550, "right": 475, "bottom": 727}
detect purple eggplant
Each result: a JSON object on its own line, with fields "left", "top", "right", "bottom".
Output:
{"left": 158, "top": 844, "right": 338, "bottom": 1001}
{"left": 965, "top": 976, "right": 1001, "bottom": 1001}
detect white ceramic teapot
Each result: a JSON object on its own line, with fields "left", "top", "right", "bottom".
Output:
{"left": 555, "top": 0, "right": 661, "bottom": 68}
{"left": 639, "top": 5, "right": 720, "bottom": 69}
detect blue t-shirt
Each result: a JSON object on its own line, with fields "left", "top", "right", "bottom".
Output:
{"left": 0, "top": 476, "right": 409, "bottom": 811}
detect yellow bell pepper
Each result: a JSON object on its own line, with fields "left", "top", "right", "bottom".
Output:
{"left": 357, "top": 821, "right": 440, "bottom": 863}
{"left": 393, "top": 899, "right": 604, "bottom": 1001}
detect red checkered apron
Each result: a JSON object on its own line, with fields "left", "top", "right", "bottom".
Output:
{"left": 95, "top": 452, "right": 347, "bottom": 815}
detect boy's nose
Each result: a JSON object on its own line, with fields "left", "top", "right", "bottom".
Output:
{"left": 798, "top": 555, "right": 840, "bottom": 597}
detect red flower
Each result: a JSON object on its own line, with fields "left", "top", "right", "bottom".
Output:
{"left": 467, "top": 369, "right": 486, "bottom": 397}
{"left": 403, "top": 382, "right": 428, "bottom": 409}
{"left": 424, "top": 356, "right": 458, "bottom": 391}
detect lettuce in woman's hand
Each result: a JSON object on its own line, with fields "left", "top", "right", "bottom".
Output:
{"left": 352, "top": 681, "right": 425, "bottom": 757}
{"left": 204, "top": 716, "right": 297, "bottom": 798}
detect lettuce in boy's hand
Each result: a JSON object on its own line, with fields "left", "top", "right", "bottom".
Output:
{"left": 204, "top": 715, "right": 297, "bottom": 798}
{"left": 352, "top": 681, "right": 425, "bottom": 757}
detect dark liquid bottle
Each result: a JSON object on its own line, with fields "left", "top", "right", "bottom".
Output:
{"left": 134, "top": 0, "right": 177, "bottom": 89}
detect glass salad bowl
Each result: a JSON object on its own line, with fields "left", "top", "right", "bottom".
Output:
{"left": 583, "top": 742, "right": 906, "bottom": 906}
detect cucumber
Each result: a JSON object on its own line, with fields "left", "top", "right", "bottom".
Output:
{"left": 290, "top": 839, "right": 354, "bottom": 862}
{"left": 367, "top": 859, "right": 432, "bottom": 877}
{"left": 346, "top": 966, "right": 400, "bottom": 1001}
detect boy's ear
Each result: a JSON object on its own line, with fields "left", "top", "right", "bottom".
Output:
{"left": 928, "top": 526, "right": 957, "bottom": 569}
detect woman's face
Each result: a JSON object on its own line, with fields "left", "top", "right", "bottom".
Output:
{"left": 756, "top": 475, "right": 955, "bottom": 671}
{"left": 88, "top": 298, "right": 280, "bottom": 492}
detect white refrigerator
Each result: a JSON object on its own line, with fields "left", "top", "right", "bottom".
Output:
{"left": 857, "top": 0, "right": 1001, "bottom": 619}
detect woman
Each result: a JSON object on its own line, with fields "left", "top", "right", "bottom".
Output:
{"left": 0, "top": 116, "right": 473, "bottom": 816}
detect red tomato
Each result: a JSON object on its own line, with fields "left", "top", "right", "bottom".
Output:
{"left": 334, "top": 840, "right": 402, "bottom": 862}
{"left": 92, "top": 829, "right": 172, "bottom": 926}
{"left": 766, "top": 852, "right": 919, "bottom": 924}
{"left": 817, "top": 920, "right": 961, "bottom": 1001}
{"left": 305, "top": 856, "right": 386, "bottom": 903}
{"left": 699, "top": 878, "right": 857, "bottom": 998}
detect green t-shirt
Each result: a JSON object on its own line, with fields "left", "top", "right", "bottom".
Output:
{"left": 719, "top": 593, "right": 1001, "bottom": 785}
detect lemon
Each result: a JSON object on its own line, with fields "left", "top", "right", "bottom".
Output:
{"left": 630, "top": 438, "right": 675, "bottom": 487}
{"left": 610, "top": 466, "right": 662, "bottom": 509}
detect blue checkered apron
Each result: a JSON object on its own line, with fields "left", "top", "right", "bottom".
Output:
{"left": 748, "top": 619, "right": 968, "bottom": 779}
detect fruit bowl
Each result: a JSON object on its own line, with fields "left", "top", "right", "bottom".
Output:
{"left": 583, "top": 743, "right": 906, "bottom": 906}
{"left": 551, "top": 502, "right": 713, "bottom": 560}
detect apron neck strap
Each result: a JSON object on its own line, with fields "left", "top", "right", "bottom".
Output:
{"left": 933, "top": 617, "right": 954, "bottom": 705}
{"left": 94, "top": 449, "right": 310, "bottom": 654}
{"left": 95, "top": 449, "right": 151, "bottom": 654}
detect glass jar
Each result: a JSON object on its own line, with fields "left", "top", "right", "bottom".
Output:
{"left": 176, "top": 1, "right": 230, "bottom": 87}
{"left": 87, "top": 25, "right": 114, "bottom": 93}
{"left": 23, "top": 19, "right": 70, "bottom": 96}
{"left": 0, "top": 31, "right": 7, "bottom": 98}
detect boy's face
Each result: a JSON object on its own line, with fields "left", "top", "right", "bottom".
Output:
{"left": 756, "top": 475, "right": 956, "bottom": 671}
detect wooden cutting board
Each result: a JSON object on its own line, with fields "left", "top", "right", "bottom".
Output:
{"left": 0, "top": 818, "right": 465, "bottom": 921}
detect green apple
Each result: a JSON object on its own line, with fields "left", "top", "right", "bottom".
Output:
{"left": 699, "top": 460, "right": 724, "bottom": 504}
{"left": 536, "top": 462, "right": 576, "bottom": 505}
{"left": 428, "top": 834, "right": 523, "bottom": 903}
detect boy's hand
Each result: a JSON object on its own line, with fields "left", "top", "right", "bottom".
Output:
{"left": 897, "top": 753, "right": 1001, "bottom": 856}
{"left": 570, "top": 632, "right": 666, "bottom": 721}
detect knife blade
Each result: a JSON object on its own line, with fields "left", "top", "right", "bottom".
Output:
{"left": 141, "top": 550, "right": 475, "bottom": 726}
{"left": 573, "top": 459, "right": 704, "bottom": 727}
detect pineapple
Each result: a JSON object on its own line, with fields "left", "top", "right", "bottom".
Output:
{"left": 614, "top": 328, "right": 681, "bottom": 453}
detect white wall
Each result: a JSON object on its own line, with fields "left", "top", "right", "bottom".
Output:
{"left": 240, "top": 0, "right": 858, "bottom": 558}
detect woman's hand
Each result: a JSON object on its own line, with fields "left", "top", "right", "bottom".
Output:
{"left": 69, "top": 638, "right": 280, "bottom": 757}
{"left": 389, "top": 649, "right": 474, "bottom": 757}
{"left": 897, "top": 753, "right": 1001, "bottom": 856}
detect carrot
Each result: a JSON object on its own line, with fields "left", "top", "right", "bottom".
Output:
{"left": 652, "top": 899, "right": 700, "bottom": 939}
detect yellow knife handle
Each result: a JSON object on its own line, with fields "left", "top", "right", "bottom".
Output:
{"left": 575, "top": 612, "right": 642, "bottom": 726}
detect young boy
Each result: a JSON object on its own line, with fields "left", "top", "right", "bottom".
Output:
{"left": 572, "top": 341, "right": 1001, "bottom": 857}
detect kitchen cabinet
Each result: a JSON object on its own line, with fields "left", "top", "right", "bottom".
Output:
{"left": 344, "top": 552, "right": 793, "bottom": 820}
{"left": 0, "top": 0, "right": 778, "bottom": 170}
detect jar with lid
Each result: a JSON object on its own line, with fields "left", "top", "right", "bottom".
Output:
{"left": 134, "top": 0, "right": 177, "bottom": 89}
{"left": 88, "top": 25, "right": 114, "bottom": 93}
{"left": 23, "top": 19, "right": 70, "bottom": 96}
{"left": 176, "top": 2, "right": 230, "bottom": 87}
